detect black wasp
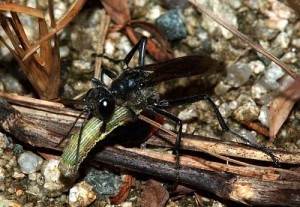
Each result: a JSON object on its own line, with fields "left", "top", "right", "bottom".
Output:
{"left": 58, "top": 37, "right": 278, "bottom": 177}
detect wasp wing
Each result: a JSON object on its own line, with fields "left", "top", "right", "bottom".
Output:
{"left": 138, "top": 55, "right": 223, "bottom": 86}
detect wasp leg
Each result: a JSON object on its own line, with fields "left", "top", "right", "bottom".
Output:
{"left": 74, "top": 109, "right": 93, "bottom": 174}
{"left": 90, "top": 67, "right": 118, "bottom": 85}
{"left": 125, "top": 106, "right": 139, "bottom": 121}
{"left": 92, "top": 53, "right": 123, "bottom": 64}
{"left": 55, "top": 109, "right": 88, "bottom": 148}
{"left": 100, "top": 67, "right": 118, "bottom": 82}
{"left": 124, "top": 36, "right": 147, "bottom": 67}
{"left": 146, "top": 105, "right": 182, "bottom": 172}
{"left": 155, "top": 94, "right": 280, "bottom": 166}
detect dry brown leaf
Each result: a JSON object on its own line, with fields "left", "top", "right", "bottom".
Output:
{"left": 110, "top": 174, "right": 134, "bottom": 204}
{"left": 269, "top": 77, "right": 300, "bottom": 142}
{"left": 101, "top": 0, "right": 173, "bottom": 61}
{"left": 141, "top": 179, "right": 169, "bottom": 207}
{"left": 100, "top": 0, "right": 130, "bottom": 24}
{"left": 128, "top": 21, "right": 174, "bottom": 61}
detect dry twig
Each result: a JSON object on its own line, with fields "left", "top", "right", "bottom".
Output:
{"left": 0, "top": 94, "right": 300, "bottom": 206}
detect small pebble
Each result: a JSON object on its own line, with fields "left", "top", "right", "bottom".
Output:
{"left": 69, "top": 181, "right": 96, "bottom": 207}
{"left": 84, "top": 168, "right": 122, "bottom": 198}
{"left": 156, "top": 9, "right": 187, "bottom": 41}
{"left": 219, "top": 103, "right": 232, "bottom": 118}
{"left": 17, "top": 151, "right": 43, "bottom": 174}
{"left": 225, "top": 62, "right": 251, "bottom": 87}
{"left": 28, "top": 173, "right": 37, "bottom": 181}
{"left": 225, "top": 0, "right": 241, "bottom": 9}
{"left": 178, "top": 107, "right": 198, "bottom": 121}
{"left": 0, "top": 132, "right": 10, "bottom": 149}
{"left": 41, "top": 159, "right": 69, "bottom": 197}
{"left": 265, "top": 62, "right": 285, "bottom": 82}
{"left": 201, "top": 0, "right": 237, "bottom": 39}
{"left": 264, "top": 19, "right": 288, "bottom": 31}
{"left": 0, "top": 74, "right": 24, "bottom": 95}
{"left": 0, "top": 167, "right": 6, "bottom": 182}
{"left": 273, "top": 32, "right": 290, "bottom": 48}
{"left": 258, "top": 105, "right": 270, "bottom": 127}
{"left": 240, "top": 129, "right": 258, "bottom": 143}
{"left": 292, "top": 38, "right": 300, "bottom": 48}
{"left": 36, "top": 173, "right": 45, "bottom": 186}
{"left": 26, "top": 185, "right": 40, "bottom": 197}
{"left": 13, "top": 144, "right": 23, "bottom": 155}
{"left": 233, "top": 102, "right": 260, "bottom": 121}
{"left": 251, "top": 79, "right": 269, "bottom": 100}
{"left": 145, "top": 5, "right": 164, "bottom": 20}
{"left": 0, "top": 195, "right": 21, "bottom": 207}
{"left": 71, "top": 60, "right": 93, "bottom": 74}
{"left": 59, "top": 45, "right": 70, "bottom": 58}
{"left": 214, "top": 81, "right": 231, "bottom": 96}
{"left": 12, "top": 171, "right": 25, "bottom": 179}
{"left": 248, "top": 60, "right": 265, "bottom": 74}
{"left": 233, "top": 95, "right": 259, "bottom": 121}
{"left": 229, "top": 101, "right": 238, "bottom": 110}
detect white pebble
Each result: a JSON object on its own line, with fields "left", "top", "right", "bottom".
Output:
{"left": 69, "top": 181, "right": 96, "bottom": 207}
{"left": 12, "top": 171, "right": 25, "bottom": 179}
{"left": 0, "top": 167, "right": 6, "bottom": 182}
{"left": 229, "top": 101, "right": 238, "bottom": 110}
{"left": 225, "top": 62, "right": 251, "bottom": 87}
{"left": 264, "top": 19, "right": 288, "bottom": 31}
{"left": 41, "top": 159, "right": 69, "bottom": 197}
{"left": 201, "top": 0, "right": 237, "bottom": 39}
{"left": 18, "top": 151, "right": 43, "bottom": 174}
{"left": 273, "top": 32, "right": 290, "bottom": 48}
{"left": 219, "top": 103, "right": 231, "bottom": 118}
{"left": 248, "top": 60, "right": 265, "bottom": 74}
{"left": 214, "top": 81, "right": 231, "bottom": 96}
{"left": 178, "top": 108, "right": 198, "bottom": 121}
{"left": 258, "top": 105, "right": 270, "bottom": 127}
{"left": 265, "top": 62, "right": 285, "bottom": 82}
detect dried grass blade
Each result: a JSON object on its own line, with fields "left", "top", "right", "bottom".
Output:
{"left": 48, "top": 0, "right": 61, "bottom": 99}
{"left": 7, "top": 15, "right": 28, "bottom": 49}
{"left": 0, "top": 35, "right": 26, "bottom": 69}
{"left": 7, "top": 13, "right": 46, "bottom": 66}
{"left": 94, "top": 10, "right": 110, "bottom": 79}
{"left": 0, "top": 16, "right": 24, "bottom": 56}
{"left": 38, "top": 18, "right": 52, "bottom": 73}
{"left": 22, "top": 0, "right": 87, "bottom": 61}
{"left": 0, "top": 3, "right": 44, "bottom": 18}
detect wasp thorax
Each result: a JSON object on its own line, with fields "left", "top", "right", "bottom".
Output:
{"left": 110, "top": 69, "right": 146, "bottom": 101}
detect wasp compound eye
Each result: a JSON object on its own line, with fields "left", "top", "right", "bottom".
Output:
{"left": 97, "top": 97, "right": 115, "bottom": 120}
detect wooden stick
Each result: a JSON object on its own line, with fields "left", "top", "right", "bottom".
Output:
{"left": 1, "top": 94, "right": 300, "bottom": 206}
{"left": 94, "top": 10, "right": 110, "bottom": 79}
